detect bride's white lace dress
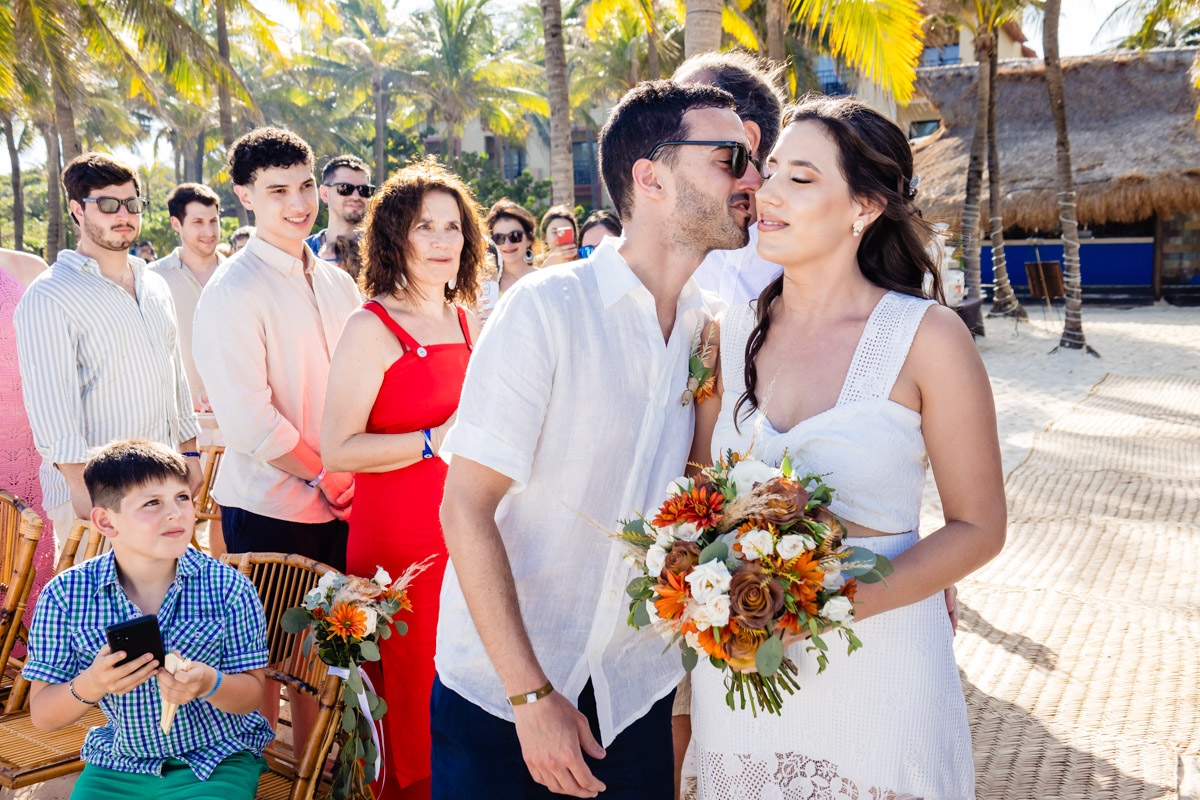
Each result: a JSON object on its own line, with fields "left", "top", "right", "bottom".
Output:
{"left": 693, "top": 292, "right": 975, "bottom": 800}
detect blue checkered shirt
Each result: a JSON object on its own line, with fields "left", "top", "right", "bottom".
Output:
{"left": 23, "top": 547, "right": 275, "bottom": 780}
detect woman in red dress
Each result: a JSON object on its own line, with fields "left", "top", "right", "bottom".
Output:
{"left": 321, "top": 158, "right": 484, "bottom": 799}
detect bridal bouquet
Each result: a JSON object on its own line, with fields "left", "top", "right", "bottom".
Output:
{"left": 282, "top": 557, "right": 433, "bottom": 799}
{"left": 620, "top": 452, "right": 892, "bottom": 715}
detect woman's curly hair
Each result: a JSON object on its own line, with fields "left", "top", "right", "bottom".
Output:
{"left": 359, "top": 156, "right": 485, "bottom": 305}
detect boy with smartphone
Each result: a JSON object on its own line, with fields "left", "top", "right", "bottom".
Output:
{"left": 23, "top": 439, "right": 273, "bottom": 799}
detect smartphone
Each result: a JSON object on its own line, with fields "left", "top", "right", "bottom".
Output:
{"left": 556, "top": 227, "right": 574, "bottom": 248}
{"left": 106, "top": 614, "right": 165, "bottom": 668}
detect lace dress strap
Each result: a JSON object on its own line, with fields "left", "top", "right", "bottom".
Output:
{"left": 719, "top": 303, "right": 757, "bottom": 399}
{"left": 837, "top": 291, "right": 936, "bottom": 405}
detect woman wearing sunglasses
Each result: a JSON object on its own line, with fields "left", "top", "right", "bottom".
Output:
{"left": 483, "top": 199, "right": 540, "bottom": 295}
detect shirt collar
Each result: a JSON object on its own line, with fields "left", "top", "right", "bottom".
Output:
{"left": 57, "top": 248, "right": 146, "bottom": 279}
{"left": 591, "top": 239, "right": 703, "bottom": 316}
{"left": 246, "top": 235, "right": 312, "bottom": 277}
{"left": 92, "top": 546, "right": 204, "bottom": 594}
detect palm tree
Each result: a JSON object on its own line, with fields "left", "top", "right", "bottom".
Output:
{"left": 575, "top": 1, "right": 684, "bottom": 97}
{"left": 685, "top": 0, "right": 926, "bottom": 104}
{"left": 1042, "top": 0, "right": 1096, "bottom": 354}
{"left": 0, "top": 111, "right": 26, "bottom": 250}
{"left": 584, "top": 0, "right": 669, "bottom": 78}
{"left": 539, "top": 0, "right": 574, "bottom": 205}
{"left": 397, "top": 0, "right": 548, "bottom": 163}
{"left": 36, "top": 120, "right": 63, "bottom": 262}
{"left": 985, "top": 41, "right": 1025, "bottom": 318}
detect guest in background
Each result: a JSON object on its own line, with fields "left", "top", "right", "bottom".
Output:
{"left": 134, "top": 241, "right": 157, "bottom": 262}
{"left": 15, "top": 152, "right": 202, "bottom": 553}
{"left": 229, "top": 225, "right": 254, "bottom": 253}
{"left": 484, "top": 199, "right": 539, "bottom": 294}
{"left": 332, "top": 234, "right": 363, "bottom": 281}
{"left": 578, "top": 209, "right": 622, "bottom": 258}
{"left": 321, "top": 156, "right": 483, "bottom": 800}
{"left": 539, "top": 204, "right": 578, "bottom": 266}
{"left": 215, "top": 242, "right": 233, "bottom": 258}
{"left": 150, "top": 182, "right": 227, "bottom": 554}
{"left": 307, "top": 154, "right": 373, "bottom": 263}
{"left": 0, "top": 248, "right": 54, "bottom": 634}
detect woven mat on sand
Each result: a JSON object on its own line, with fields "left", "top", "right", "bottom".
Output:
{"left": 958, "top": 373, "right": 1200, "bottom": 800}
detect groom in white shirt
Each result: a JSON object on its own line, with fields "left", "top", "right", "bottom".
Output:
{"left": 434, "top": 81, "right": 762, "bottom": 799}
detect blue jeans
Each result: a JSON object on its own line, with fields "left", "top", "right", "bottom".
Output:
{"left": 430, "top": 675, "right": 674, "bottom": 799}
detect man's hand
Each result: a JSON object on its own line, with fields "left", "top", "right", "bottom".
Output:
{"left": 158, "top": 655, "right": 219, "bottom": 705}
{"left": 513, "top": 692, "right": 606, "bottom": 798}
{"left": 75, "top": 645, "right": 159, "bottom": 701}
{"left": 320, "top": 471, "right": 354, "bottom": 520}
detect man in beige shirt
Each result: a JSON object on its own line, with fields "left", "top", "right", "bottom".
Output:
{"left": 192, "top": 127, "right": 360, "bottom": 573}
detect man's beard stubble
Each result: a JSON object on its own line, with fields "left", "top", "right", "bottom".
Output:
{"left": 82, "top": 214, "right": 139, "bottom": 253}
{"left": 670, "top": 175, "right": 750, "bottom": 258}
{"left": 340, "top": 206, "right": 365, "bottom": 225}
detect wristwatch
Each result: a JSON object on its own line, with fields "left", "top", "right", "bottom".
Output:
{"left": 508, "top": 681, "right": 554, "bottom": 707}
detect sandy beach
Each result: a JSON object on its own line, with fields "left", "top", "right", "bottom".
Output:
{"left": 7, "top": 302, "right": 1200, "bottom": 800}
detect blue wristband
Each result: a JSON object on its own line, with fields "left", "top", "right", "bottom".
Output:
{"left": 182, "top": 451, "right": 201, "bottom": 459}
{"left": 421, "top": 429, "right": 434, "bottom": 460}
{"left": 201, "top": 670, "right": 223, "bottom": 702}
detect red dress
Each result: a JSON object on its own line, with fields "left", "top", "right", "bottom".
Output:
{"left": 345, "top": 301, "right": 472, "bottom": 797}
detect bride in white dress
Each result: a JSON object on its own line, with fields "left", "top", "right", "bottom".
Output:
{"left": 687, "top": 97, "right": 1007, "bottom": 800}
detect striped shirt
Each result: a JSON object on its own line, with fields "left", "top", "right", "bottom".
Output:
{"left": 23, "top": 547, "right": 274, "bottom": 779}
{"left": 13, "top": 250, "right": 201, "bottom": 509}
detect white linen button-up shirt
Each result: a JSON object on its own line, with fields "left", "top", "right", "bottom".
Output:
{"left": 692, "top": 226, "right": 783, "bottom": 308}
{"left": 436, "top": 239, "right": 725, "bottom": 746}
{"left": 191, "top": 236, "right": 360, "bottom": 523}
{"left": 14, "top": 250, "right": 200, "bottom": 509}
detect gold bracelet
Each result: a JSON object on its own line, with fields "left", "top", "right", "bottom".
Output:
{"left": 508, "top": 681, "right": 554, "bottom": 707}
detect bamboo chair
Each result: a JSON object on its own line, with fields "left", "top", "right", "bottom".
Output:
{"left": 192, "top": 446, "right": 225, "bottom": 553}
{"left": 0, "top": 520, "right": 105, "bottom": 790}
{"left": 0, "top": 491, "right": 43, "bottom": 705}
{"left": 221, "top": 552, "right": 345, "bottom": 800}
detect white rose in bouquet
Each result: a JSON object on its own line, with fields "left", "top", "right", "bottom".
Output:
{"left": 823, "top": 570, "right": 846, "bottom": 591}
{"left": 825, "top": 595, "right": 854, "bottom": 624}
{"left": 317, "top": 570, "right": 339, "bottom": 594}
{"left": 776, "top": 534, "right": 816, "bottom": 560}
{"left": 687, "top": 560, "right": 732, "bottom": 605}
{"left": 362, "top": 607, "right": 379, "bottom": 636}
{"left": 666, "top": 477, "right": 690, "bottom": 497}
{"left": 372, "top": 566, "right": 393, "bottom": 586}
{"left": 674, "top": 521, "right": 704, "bottom": 542}
{"left": 699, "top": 595, "right": 731, "bottom": 627}
{"left": 728, "top": 459, "right": 779, "bottom": 496}
{"left": 646, "top": 544, "right": 669, "bottom": 576}
{"left": 739, "top": 528, "right": 775, "bottom": 561}
{"left": 685, "top": 629, "right": 703, "bottom": 652}
{"left": 654, "top": 526, "right": 676, "bottom": 549}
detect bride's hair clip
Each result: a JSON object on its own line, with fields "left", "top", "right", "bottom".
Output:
{"left": 904, "top": 173, "right": 921, "bottom": 199}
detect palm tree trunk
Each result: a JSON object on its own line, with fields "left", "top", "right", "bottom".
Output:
{"left": 1043, "top": 0, "right": 1095, "bottom": 355}
{"left": 646, "top": 21, "right": 660, "bottom": 80}
{"left": 373, "top": 72, "right": 386, "bottom": 182}
{"left": 39, "top": 122, "right": 62, "bottom": 263}
{"left": 195, "top": 133, "right": 206, "bottom": 183}
{"left": 685, "top": 0, "right": 723, "bottom": 58}
{"left": 986, "top": 42, "right": 1025, "bottom": 319}
{"left": 1, "top": 112, "right": 24, "bottom": 251}
{"left": 53, "top": 81, "right": 81, "bottom": 162}
{"left": 960, "top": 31, "right": 992, "bottom": 311}
{"left": 540, "top": 0, "right": 575, "bottom": 207}
{"left": 767, "top": 0, "right": 786, "bottom": 63}
{"left": 215, "top": 0, "right": 249, "bottom": 225}
{"left": 173, "top": 131, "right": 183, "bottom": 185}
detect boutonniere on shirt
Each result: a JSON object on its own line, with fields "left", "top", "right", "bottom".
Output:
{"left": 681, "top": 321, "right": 717, "bottom": 407}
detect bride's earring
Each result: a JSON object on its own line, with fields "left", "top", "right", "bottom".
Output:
{"left": 852, "top": 220, "right": 865, "bottom": 237}
{"left": 447, "top": 273, "right": 457, "bottom": 290}
{"left": 524, "top": 247, "right": 535, "bottom": 265}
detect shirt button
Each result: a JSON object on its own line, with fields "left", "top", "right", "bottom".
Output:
{"left": 607, "top": 590, "right": 618, "bottom": 602}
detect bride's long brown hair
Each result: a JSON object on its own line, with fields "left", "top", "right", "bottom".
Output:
{"left": 735, "top": 96, "right": 944, "bottom": 428}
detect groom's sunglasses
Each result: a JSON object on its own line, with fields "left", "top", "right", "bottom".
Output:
{"left": 326, "top": 182, "right": 376, "bottom": 198}
{"left": 643, "top": 141, "right": 758, "bottom": 179}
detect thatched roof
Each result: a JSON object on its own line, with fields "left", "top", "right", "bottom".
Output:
{"left": 912, "top": 47, "right": 1200, "bottom": 233}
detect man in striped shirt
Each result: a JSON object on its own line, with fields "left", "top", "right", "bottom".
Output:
{"left": 14, "top": 152, "right": 202, "bottom": 553}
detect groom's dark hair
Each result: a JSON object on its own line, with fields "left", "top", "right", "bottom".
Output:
{"left": 598, "top": 80, "right": 736, "bottom": 221}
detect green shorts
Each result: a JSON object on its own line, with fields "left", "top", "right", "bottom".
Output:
{"left": 70, "top": 751, "right": 267, "bottom": 800}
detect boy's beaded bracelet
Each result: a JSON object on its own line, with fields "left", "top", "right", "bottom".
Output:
{"left": 68, "top": 678, "right": 98, "bottom": 706}
{"left": 201, "top": 670, "right": 223, "bottom": 702}
{"left": 182, "top": 451, "right": 202, "bottom": 459}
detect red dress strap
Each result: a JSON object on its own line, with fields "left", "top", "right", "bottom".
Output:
{"left": 454, "top": 305, "right": 473, "bottom": 351}
{"left": 364, "top": 300, "right": 422, "bottom": 353}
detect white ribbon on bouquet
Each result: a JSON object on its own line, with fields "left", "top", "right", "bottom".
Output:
{"left": 328, "top": 665, "right": 385, "bottom": 786}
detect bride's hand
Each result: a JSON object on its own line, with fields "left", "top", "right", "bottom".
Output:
{"left": 944, "top": 584, "right": 959, "bottom": 634}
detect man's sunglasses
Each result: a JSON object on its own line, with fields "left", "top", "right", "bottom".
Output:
{"left": 491, "top": 230, "right": 526, "bottom": 245}
{"left": 326, "top": 182, "right": 376, "bottom": 198}
{"left": 81, "top": 196, "right": 150, "bottom": 214}
{"left": 643, "top": 140, "right": 758, "bottom": 179}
